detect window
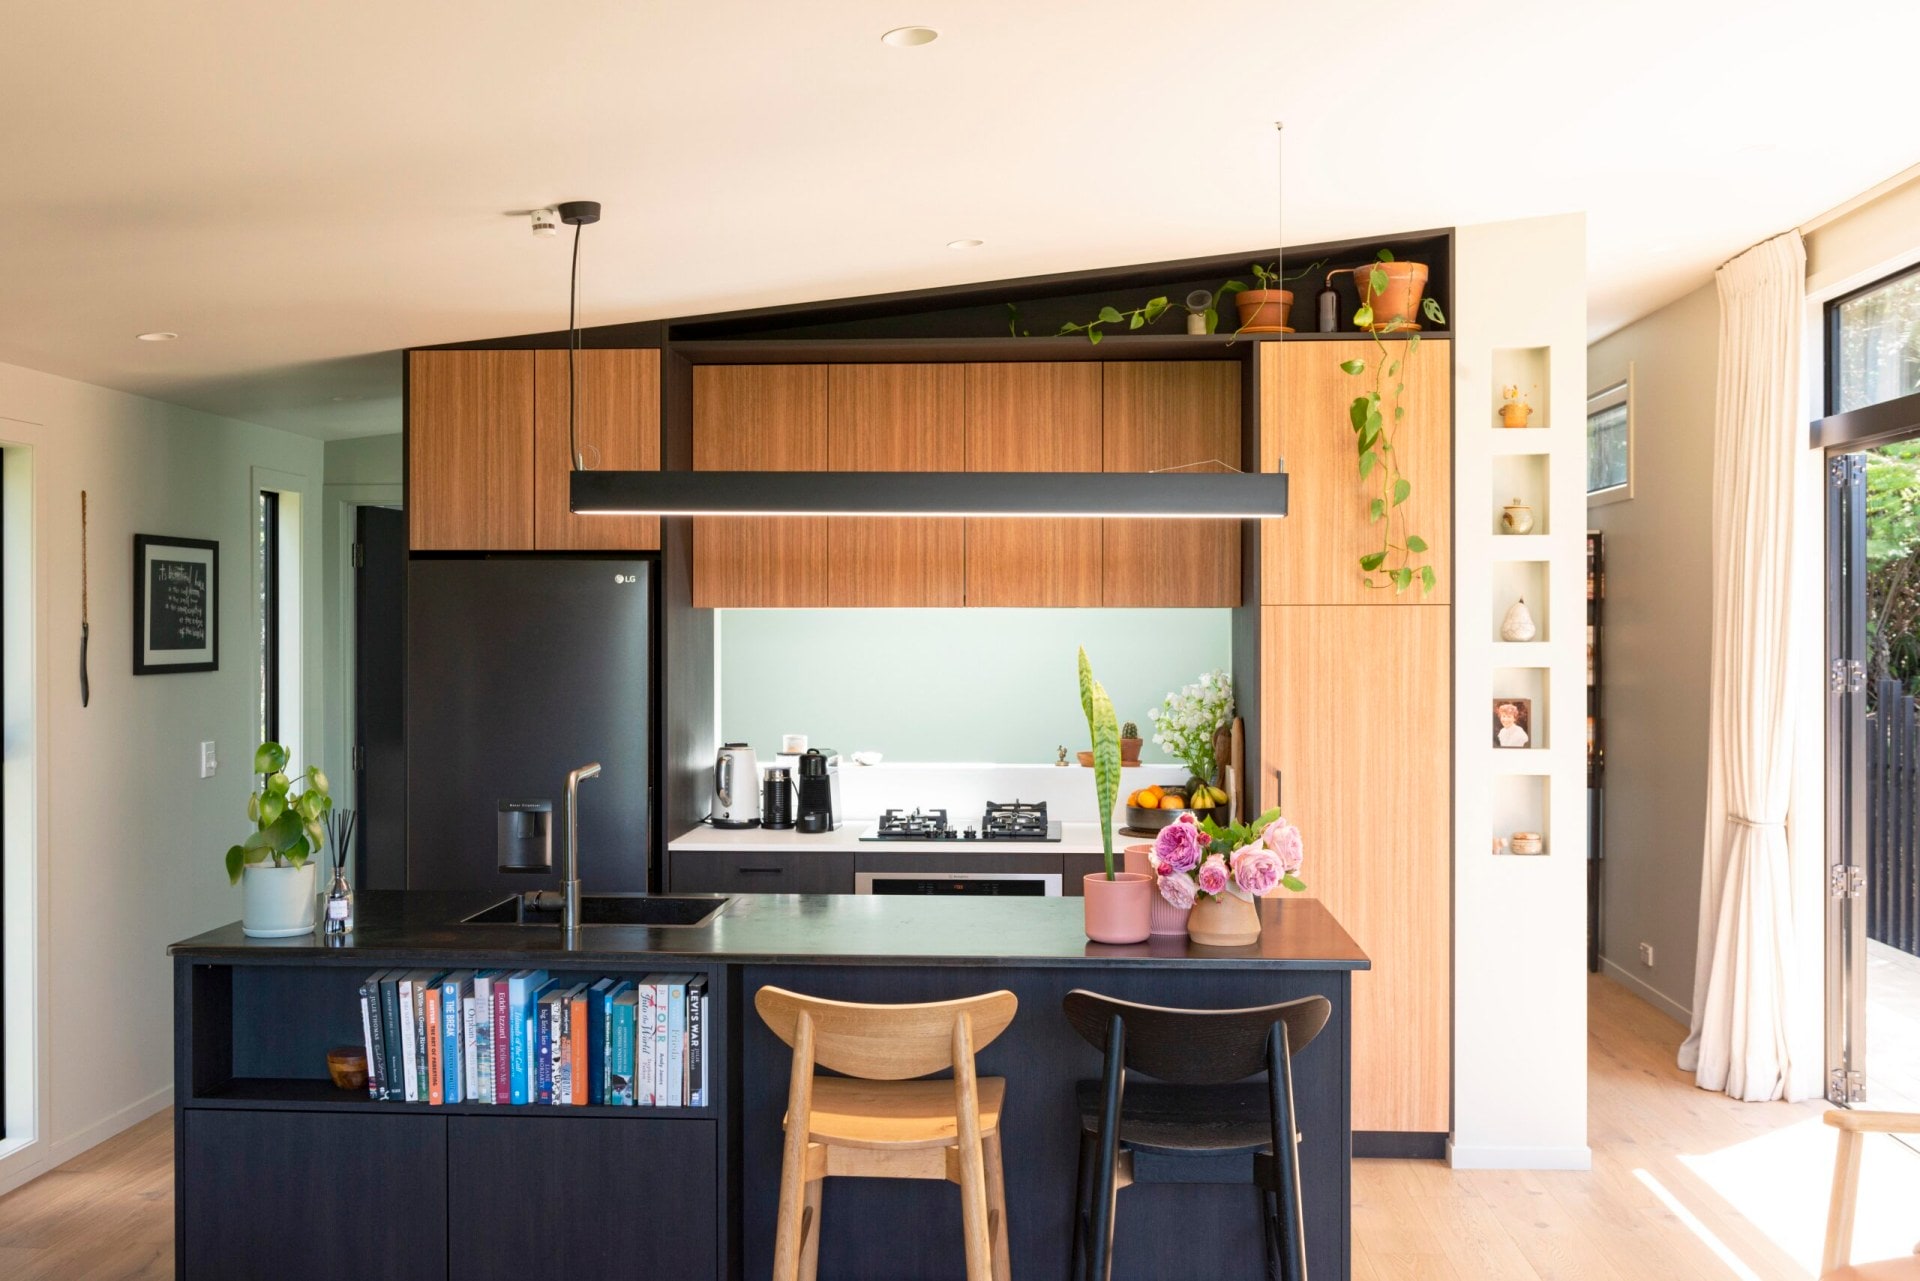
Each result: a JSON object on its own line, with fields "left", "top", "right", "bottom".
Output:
{"left": 1587, "top": 378, "right": 1632, "bottom": 502}
{"left": 257, "top": 490, "right": 280, "bottom": 745}
{"left": 252, "top": 473, "right": 302, "bottom": 758}
{"left": 1830, "top": 263, "right": 1920, "bottom": 415}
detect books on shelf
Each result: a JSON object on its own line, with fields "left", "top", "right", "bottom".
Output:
{"left": 356, "top": 970, "right": 708, "bottom": 1108}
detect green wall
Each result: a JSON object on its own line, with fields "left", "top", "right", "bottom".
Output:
{"left": 717, "top": 608, "right": 1233, "bottom": 764}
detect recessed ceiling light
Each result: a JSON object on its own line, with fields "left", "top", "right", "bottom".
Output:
{"left": 136, "top": 331, "right": 179, "bottom": 342}
{"left": 947, "top": 238, "right": 984, "bottom": 250}
{"left": 881, "top": 26, "right": 939, "bottom": 47}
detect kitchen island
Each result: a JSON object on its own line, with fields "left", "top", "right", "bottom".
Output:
{"left": 171, "top": 892, "right": 1367, "bottom": 1280}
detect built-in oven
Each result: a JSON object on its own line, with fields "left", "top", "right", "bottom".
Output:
{"left": 854, "top": 871, "right": 1063, "bottom": 896}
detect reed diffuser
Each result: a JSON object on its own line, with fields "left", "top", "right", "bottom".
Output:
{"left": 323, "top": 808, "right": 358, "bottom": 936}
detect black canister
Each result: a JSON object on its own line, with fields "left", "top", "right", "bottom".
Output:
{"left": 762, "top": 767, "right": 795, "bottom": 830}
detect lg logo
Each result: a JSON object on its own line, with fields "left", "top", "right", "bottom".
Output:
{"left": 613, "top": 573, "right": 637, "bottom": 585}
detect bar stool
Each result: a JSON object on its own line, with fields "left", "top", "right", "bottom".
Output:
{"left": 1062, "top": 989, "right": 1331, "bottom": 1281}
{"left": 756, "top": 985, "right": 1018, "bottom": 1281}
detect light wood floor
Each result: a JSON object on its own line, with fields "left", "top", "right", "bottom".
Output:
{"left": 0, "top": 976, "right": 1914, "bottom": 1279}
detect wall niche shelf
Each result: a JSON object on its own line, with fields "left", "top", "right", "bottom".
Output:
{"left": 1489, "top": 641, "right": 1552, "bottom": 666}
{"left": 1491, "top": 455, "right": 1550, "bottom": 536}
{"left": 1491, "top": 774, "right": 1550, "bottom": 855}
{"left": 1492, "top": 665, "right": 1549, "bottom": 751}
{"left": 1490, "top": 345, "right": 1551, "bottom": 432}
{"left": 1491, "top": 562, "right": 1549, "bottom": 643}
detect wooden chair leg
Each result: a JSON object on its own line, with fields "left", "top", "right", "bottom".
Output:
{"left": 1070, "top": 1129, "right": 1094, "bottom": 1281}
{"left": 772, "top": 1014, "right": 817, "bottom": 1281}
{"left": 798, "top": 1176, "right": 824, "bottom": 1281}
{"left": 983, "top": 1131, "right": 1012, "bottom": 1281}
{"left": 1823, "top": 1127, "right": 1864, "bottom": 1274}
{"left": 952, "top": 1014, "right": 995, "bottom": 1281}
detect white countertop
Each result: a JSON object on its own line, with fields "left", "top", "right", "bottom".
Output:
{"left": 667, "top": 820, "right": 1148, "bottom": 856}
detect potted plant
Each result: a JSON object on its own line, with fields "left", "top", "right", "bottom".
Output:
{"left": 1227, "top": 260, "right": 1319, "bottom": 332}
{"left": 1327, "top": 251, "right": 1439, "bottom": 333}
{"left": 225, "top": 740, "right": 332, "bottom": 938}
{"left": 1078, "top": 648, "right": 1152, "bottom": 944}
{"left": 1146, "top": 809, "right": 1307, "bottom": 947}
{"left": 1148, "top": 669, "right": 1234, "bottom": 798}
{"left": 1119, "top": 721, "right": 1143, "bottom": 767}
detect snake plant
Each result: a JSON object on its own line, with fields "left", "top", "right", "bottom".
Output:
{"left": 1077, "top": 647, "right": 1122, "bottom": 879}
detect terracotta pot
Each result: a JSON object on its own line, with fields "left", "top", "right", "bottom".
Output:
{"left": 1120, "top": 737, "right": 1143, "bottom": 766}
{"left": 1082, "top": 872, "right": 1153, "bottom": 945}
{"left": 1123, "top": 844, "right": 1191, "bottom": 936}
{"left": 1234, "top": 288, "right": 1293, "bottom": 331}
{"left": 1339, "top": 261, "right": 1430, "bottom": 332}
{"left": 1188, "top": 891, "right": 1263, "bottom": 947}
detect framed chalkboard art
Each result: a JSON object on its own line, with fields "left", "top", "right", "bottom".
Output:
{"left": 133, "top": 534, "right": 218, "bottom": 675}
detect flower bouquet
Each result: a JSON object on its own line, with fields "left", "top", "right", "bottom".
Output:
{"left": 1148, "top": 670, "right": 1233, "bottom": 794}
{"left": 1147, "top": 807, "right": 1306, "bottom": 946}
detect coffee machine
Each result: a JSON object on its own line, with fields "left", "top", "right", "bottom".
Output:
{"left": 795, "top": 749, "right": 842, "bottom": 832}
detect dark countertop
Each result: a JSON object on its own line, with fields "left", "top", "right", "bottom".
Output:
{"left": 169, "top": 891, "right": 1369, "bottom": 971}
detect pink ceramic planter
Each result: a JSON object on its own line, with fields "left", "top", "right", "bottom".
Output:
{"left": 1081, "top": 871, "right": 1153, "bottom": 944}
{"left": 1124, "top": 843, "right": 1191, "bottom": 937}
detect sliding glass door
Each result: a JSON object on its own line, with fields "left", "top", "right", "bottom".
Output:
{"left": 1826, "top": 452, "right": 1868, "bottom": 1105}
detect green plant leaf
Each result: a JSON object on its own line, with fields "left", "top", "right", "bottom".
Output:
{"left": 1393, "top": 478, "right": 1412, "bottom": 506}
{"left": 1128, "top": 312, "right": 1144, "bottom": 329}
{"left": 1204, "top": 307, "right": 1219, "bottom": 333}
{"left": 1420, "top": 565, "right": 1437, "bottom": 593}
{"left": 1387, "top": 360, "right": 1400, "bottom": 377}
{"left": 1369, "top": 267, "right": 1388, "bottom": 297}
{"left": 1369, "top": 498, "right": 1385, "bottom": 523}
{"left": 1077, "top": 647, "right": 1122, "bottom": 874}
{"left": 1339, "top": 358, "right": 1365, "bottom": 375}
{"left": 254, "top": 742, "right": 289, "bottom": 775}
{"left": 1366, "top": 407, "right": 1383, "bottom": 432}
{"left": 1088, "top": 328, "right": 1102, "bottom": 345}
{"left": 1098, "top": 305, "right": 1122, "bottom": 324}
{"left": 259, "top": 792, "right": 286, "bottom": 825}
{"left": 1359, "top": 551, "right": 1386, "bottom": 572}
{"left": 1406, "top": 534, "right": 1429, "bottom": 553}
{"left": 1394, "top": 405, "right": 1406, "bottom": 422}
{"left": 1218, "top": 279, "right": 1247, "bottom": 296}
{"left": 246, "top": 791, "right": 260, "bottom": 823}
{"left": 1143, "top": 296, "right": 1168, "bottom": 321}
{"left": 1349, "top": 397, "right": 1370, "bottom": 431}
{"left": 1282, "top": 874, "right": 1307, "bottom": 893}
{"left": 1359, "top": 450, "right": 1378, "bottom": 478}
{"left": 1358, "top": 421, "right": 1380, "bottom": 453}
{"left": 1423, "top": 297, "right": 1446, "bottom": 325}
{"left": 266, "top": 771, "right": 290, "bottom": 798}
{"left": 308, "top": 767, "right": 330, "bottom": 797}
{"left": 1354, "top": 304, "right": 1374, "bottom": 329}
{"left": 1376, "top": 248, "right": 1395, "bottom": 262}
{"left": 283, "top": 834, "right": 311, "bottom": 868}
{"left": 1406, "top": 332, "right": 1421, "bottom": 355}
{"left": 1391, "top": 567, "right": 1413, "bottom": 593}
{"left": 225, "top": 844, "right": 246, "bottom": 885}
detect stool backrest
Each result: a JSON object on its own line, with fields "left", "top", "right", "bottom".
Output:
{"left": 755, "top": 986, "right": 1019, "bottom": 1080}
{"left": 1062, "top": 989, "right": 1330, "bottom": 1084}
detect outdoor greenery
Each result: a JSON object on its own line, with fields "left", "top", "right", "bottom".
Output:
{"left": 1835, "top": 268, "right": 1920, "bottom": 414}
{"left": 1866, "top": 440, "right": 1920, "bottom": 705}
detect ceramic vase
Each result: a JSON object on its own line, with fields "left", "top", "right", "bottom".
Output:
{"left": 1082, "top": 872, "right": 1153, "bottom": 945}
{"left": 1500, "top": 597, "right": 1538, "bottom": 642}
{"left": 242, "top": 861, "right": 317, "bottom": 938}
{"left": 1188, "top": 891, "right": 1263, "bottom": 947}
{"left": 1499, "top": 501, "right": 1535, "bottom": 534}
{"left": 1124, "top": 844, "right": 1192, "bottom": 937}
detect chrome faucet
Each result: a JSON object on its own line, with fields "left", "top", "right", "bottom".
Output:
{"left": 563, "top": 762, "right": 602, "bottom": 940}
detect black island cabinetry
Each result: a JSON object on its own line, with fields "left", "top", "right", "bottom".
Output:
{"left": 171, "top": 892, "right": 1367, "bottom": 1281}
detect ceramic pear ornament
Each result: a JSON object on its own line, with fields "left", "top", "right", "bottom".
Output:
{"left": 1500, "top": 597, "right": 1538, "bottom": 642}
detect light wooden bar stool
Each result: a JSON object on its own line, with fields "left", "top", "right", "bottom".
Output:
{"left": 756, "top": 985, "right": 1018, "bottom": 1281}
{"left": 1821, "top": 1108, "right": 1920, "bottom": 1279}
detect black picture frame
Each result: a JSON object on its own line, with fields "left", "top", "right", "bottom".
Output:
{"left": 133, "top": 534, "right": 219, "bottom": 675}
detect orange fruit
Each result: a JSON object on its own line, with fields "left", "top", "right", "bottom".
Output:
{"left": 1160, "top": 794, "right": 1187, "bottom": 810}
{"left": 1138, "top": 786, "right": 1163, "bottom": 806}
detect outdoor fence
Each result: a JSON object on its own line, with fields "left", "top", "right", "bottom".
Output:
{"left": 1869, "top": 678, "right": 1920, "bottom": 956}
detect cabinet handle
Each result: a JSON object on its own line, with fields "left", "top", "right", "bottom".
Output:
{"left": 737, "top": 866, "right": 784, "bottom": 875}
{"left": 1274, "top": 767, "right": 1283, "bottom": 810}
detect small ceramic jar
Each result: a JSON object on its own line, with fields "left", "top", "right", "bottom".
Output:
{"left": 1500, "top": 499, "right": 1535, "bottom": 535}
{"left": 1509, "top": 831, "right": 1544, "bottom": 856}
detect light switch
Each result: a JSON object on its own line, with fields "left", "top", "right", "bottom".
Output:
{"left": 199, "top": 740, "right": 217, "bottom": 779}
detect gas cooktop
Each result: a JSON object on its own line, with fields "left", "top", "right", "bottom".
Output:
{"left": 859, "top": 801, "right": 1062, "bottom": 843}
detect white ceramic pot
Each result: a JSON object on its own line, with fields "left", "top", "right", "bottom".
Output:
{"left": 242, "top": 861, "right": 317, "bottom": 938}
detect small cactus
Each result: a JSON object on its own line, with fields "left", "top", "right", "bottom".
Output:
{"left": 1121, "top": 721, "right": 1139, "bottom": 739}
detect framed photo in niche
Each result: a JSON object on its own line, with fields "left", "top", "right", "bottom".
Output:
{"left": 1492, "top": 697, "right": 1532, "bottom": 749}
{"left": 133, "top": 534, "right": 218, "bottom": 675}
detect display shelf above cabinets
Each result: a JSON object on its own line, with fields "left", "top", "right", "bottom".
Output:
{"left": 1491, "top": 346, "right": 1551, "bottom": 432}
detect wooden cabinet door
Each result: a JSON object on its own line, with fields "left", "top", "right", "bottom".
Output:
{"left": 692, "top": 365, "right": 828, "bottom": 607}
{"left": 408, "top": 349, "right": 535, "bottom": 550}
{"left": 1102, "top": 361, "right": 1241, "bottom": 607}
{"left": 534, "top": 348, "right": 661, "bottom": 551}
{"left": 1260, "top": 340, "right": 1451, "bottom": 605}
{"left": 183, "top": 1109, "right": 448, "bottom": 1280}
{"left": 450, "top": 1116, "right": 718, "bottom": 1280}
{"left": 963, "top": 363, "right": 1103, "bottom": 606}
{"left": 1261, "top": 604, "right": 1450, "bottom": 1133}
{"left": 826, "top": 364, "right": 965, "bottom": 606}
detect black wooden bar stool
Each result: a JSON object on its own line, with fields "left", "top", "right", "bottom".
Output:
{"left": 1062, "top": 989, "right": 1331, "bottom": 1281}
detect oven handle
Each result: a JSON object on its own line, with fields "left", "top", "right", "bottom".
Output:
{"left": 854, "top": 871, "right": 1063, "bottom": 895}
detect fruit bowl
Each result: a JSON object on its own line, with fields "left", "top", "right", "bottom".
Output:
{"left": 1123, "top": 802, "right": 1195, "bottom": 832}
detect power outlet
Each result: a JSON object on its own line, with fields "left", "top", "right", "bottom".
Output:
{"left": 199, "top": 740, "right": 217, "bottom": 779}
{"left": 1638, "top": 941, "right": 1655, "bottom": 968}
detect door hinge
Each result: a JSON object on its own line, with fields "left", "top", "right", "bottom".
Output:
{"left": 1829, "top": 456, "right": 1855, "bottom": 487}
{"left": 351, "top": 542, "right": 365, "bottom": 569}
{"left": 352, "top": 745, "right": 365, "bottom": 771}
{"left": 1830, "top": 1068, "right": 1866, "bottom": 1103}
{"left": 1829, "top": 864, "right": 1866, "bottom": 899}
{"left": 1829, "top": 658, "right": 1866, "bottom": 695}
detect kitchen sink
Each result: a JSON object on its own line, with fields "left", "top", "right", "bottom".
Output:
{"left": 460, "top": 894, "right": 730, "bottom": 928}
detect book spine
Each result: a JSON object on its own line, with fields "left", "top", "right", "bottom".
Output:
{"left": 398, "top": 978, "right": 419, "bottom": 1104}
{"left": 686, "top": 983, "right": 704, "bottom": 1109}
{"left": 471, "top": 980, "right": 489, "bottom": 1106}
{"left": 358, "top": 976, "right": 381, "bottom": 1100}
{"left": 412, "top": 979, "right": 430, "bottom": 1102}
{"left": 699, "top": 989, "right": 710, "bottom": 1107}
{"left": 493, "top": 983, "right": 511, "bottom": 1104}
{"left": 611, "top": 1004, "right": 634, "bottom": 1106}
{"left": 594, "top": 988, "right": 613, "bottom": 1107}
{"left": 550, "top": 997, "right": 566, "bottom": 1104}
{"left": 536, "top": 1001, "right": 554, "bottom": 1106}
{"left": 440, "top": 983, "right": 461, "bottom": 1105}
{"left": 667, "top": 983, "right": 686, "bottom": 1108}
{"left": 654, "top": 982, "right": 671, "bottom": 1107}
{"left": 380, "top": 976, "right": 405, "bottom": 1104}
{"left": 637, "top": 986, "right": 656, "bottom": 1106}
{"left": 425, "top": 987, "right": 444, "bottom": 1106}
{"left": 570, "top": 992, "right": 589, "bottom": 1106}
{"left": 507, "top": 983, "right": 528, "bottom": 1105}
{"left": 462, "top": 995, "right": 478, "bottom": 1104}
{"left": 557, "top": 996, "right": 572, "bottom": 1105}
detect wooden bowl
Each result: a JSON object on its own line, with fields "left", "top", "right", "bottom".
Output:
{"left": 326, "top": 1045, "right": 368, "bottom": 1092}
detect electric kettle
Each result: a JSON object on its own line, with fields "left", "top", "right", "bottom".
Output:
{"left": 712, "top": 742, "right": 761, "bottom": 829}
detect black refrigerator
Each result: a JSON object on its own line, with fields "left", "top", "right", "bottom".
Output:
{"left": 401, "top": 556, "right": 654, "bottom": 895}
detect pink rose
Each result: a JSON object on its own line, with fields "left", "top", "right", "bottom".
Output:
{"left": 1157, "top": 872, "right": 1195, "bottom": 910}
{"left": 1232, "top": 844, "right": 1283, "bottom": 898}
{"left": 1152, "top": 813, "right": 1203, "bottom": 874}
{"left": 1262, "top": 817, "right": 1304, "bottom": 875}
{"left": 1195, "top": 854, "right": 1229, "bottom": 897}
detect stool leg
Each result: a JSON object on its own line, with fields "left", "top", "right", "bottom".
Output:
{"left": 983, "top": 1131, "right": 1012, "bottom": 1281}
{"left": 798, "top": 1175, "right": 824, "bottom": 1281}
{"left": 1070, "top": 1129, "right": 1094, "bottom": 1281}
{"left": 1267, "top": 1022, "right": 1309, "bottom": 1281}
{"left": 1261, "top": 1186, "right": 1282, "bottom": 1281}
{"left": 1090, "top": 1017, "right": 1126, "bottom": 1281}
{"left": 773, "top": 1017, "right": 818, "bottom": 1281}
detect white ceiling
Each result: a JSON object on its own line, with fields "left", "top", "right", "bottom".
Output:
{"left": 3, "top": 2, "right": 1916, "bottom": 440}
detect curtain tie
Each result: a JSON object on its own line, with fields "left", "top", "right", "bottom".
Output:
{"left": 1726, "top": 814, "right": 1785, "bottom": 829}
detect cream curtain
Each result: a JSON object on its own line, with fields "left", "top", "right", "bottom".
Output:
{"left": 1678, "top": 230, "right": 1820, "bottom": 1102}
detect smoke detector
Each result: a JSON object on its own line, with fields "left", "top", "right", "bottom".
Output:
{"left": 530, "top": 208, "right": 559, "bottom": 237}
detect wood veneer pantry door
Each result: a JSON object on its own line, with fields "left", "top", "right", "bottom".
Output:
{"left": 962, "top": 362, "right": 1103, "bottom": 607}
{"left": 407, "top": 350, "right": 535, "bottom": 550}
{"left": 692, "top": 364, "right": 828, "bottom": 608}
{"left": 825, "top": 364, "right": 965, "bottom": 606}
{"left": 1260, "top": 339, "right": 1452, "bottom": 605}
{"left": 1261, "top": 603, "right": 1451, "bottom": 1134}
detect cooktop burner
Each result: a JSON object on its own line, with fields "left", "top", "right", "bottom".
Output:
{"left": 858, "top": 801, "right": 1062, "bottom": 842}
{"left": 980, "top": 800, "right": 1059, "bottom": 842}
{"left": 867, "top": 808, "right": 956, "bottom": 840}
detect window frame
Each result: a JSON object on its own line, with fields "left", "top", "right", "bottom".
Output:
{"left": 1586, "top": 373, "right": 1634, "bottom": 506}
{"left": 1825, "top": 259, "right": 1920, "bottom": 418}
{"left": 258, "top": 489, "right": 280, "bottom": 746}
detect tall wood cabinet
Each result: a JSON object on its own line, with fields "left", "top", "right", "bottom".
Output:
{"left": 407, "top": 348, "right": 660, "bottom": 553}
{"left": 1260, "top": 340, "right": 1451, "bottom": 605}
{"left": 962, "top": 363, "right": 1104, "bottom": 607}
{"left": 826, "top": 364, "right": 965, "bottom": 606}
{"left": 691, "top": 365, "right": 829, "bottom": 608}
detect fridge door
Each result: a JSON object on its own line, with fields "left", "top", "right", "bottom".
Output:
{"left": 406, "top": 557, "right": 652, "bottom": 894}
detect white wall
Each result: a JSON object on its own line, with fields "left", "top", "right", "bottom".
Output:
{"left": 319, "top": 433, "right": 402, "bottom": 818}
{"left": 1451, "top": 213, "right": 1591, "bottom": 1169}
{"left": 0, "top": 360, "right": 323, "bottom": 1195}
{"left": 1587, "top": 283, "right": 1718, "bottom": 1021}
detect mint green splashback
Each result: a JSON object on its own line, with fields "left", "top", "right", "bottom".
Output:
{"left": 717, "top": 609, "right": 1233, "bottom": 765}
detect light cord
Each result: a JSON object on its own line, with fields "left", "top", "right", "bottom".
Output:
{"left": 569, "top": 220, "right": 583, "bottom": 470}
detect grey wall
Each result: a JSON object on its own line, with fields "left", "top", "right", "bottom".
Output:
{"left": 718, "top": 607, "right": 1233, "bottom": 765}
{"left": 1588, "top": 281, "right": 1718, "bottom": 1021}
{"left": 319, "top": 432, "right": 403, "bottom": 823}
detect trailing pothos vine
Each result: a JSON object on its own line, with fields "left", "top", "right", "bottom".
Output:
{"left": 1339, "top": 249, "right": 1447, "bottom": 594}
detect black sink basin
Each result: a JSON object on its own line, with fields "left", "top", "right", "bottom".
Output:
{"left": 461, "top": 894, "right": 730, "bottom": 928}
